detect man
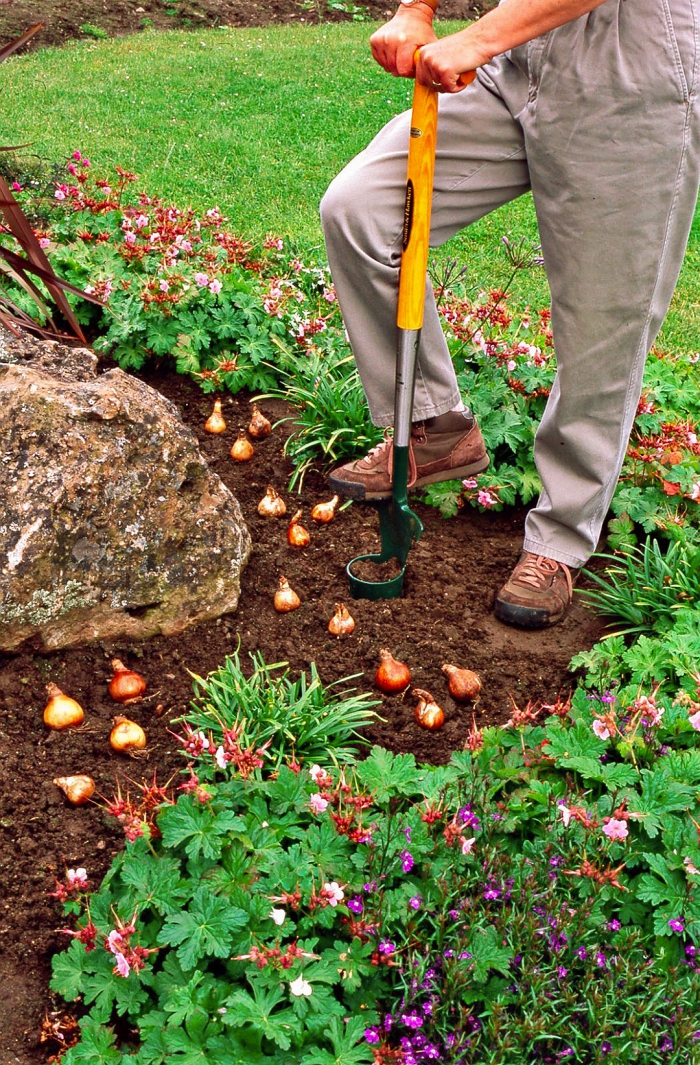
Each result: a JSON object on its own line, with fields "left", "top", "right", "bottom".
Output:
{"left": 320, "top": 0, "right": 700, "bottom": 627}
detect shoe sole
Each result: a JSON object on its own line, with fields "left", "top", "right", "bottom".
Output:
{"left": 330, "top": 455, "right": 490, "bottom": 502}
{"left": 493, "top": 598, "right": 563, "bottom": 629}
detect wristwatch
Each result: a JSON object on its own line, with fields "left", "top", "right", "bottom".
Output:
{"left": 399, "top": 0, "right": 439, "bottom": 11}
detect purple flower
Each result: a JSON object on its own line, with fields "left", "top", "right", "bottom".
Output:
{"left": 607, "top": 919, "right": 621, "bottom": 931}
{"left": 363, "top": 881, "right": 377, "bottom": 893}
{"left": 575, "top": 947, "right": 587, "bottom": 960}
{"left": 458, "top": 806, "right": 480, "bottom": 829}
{"left": 404, "top": 826, "right": 412, "bottom": 842}
{"left": 669, "top": 917, "right": 684, "bottom": 934}
{"left": 347, "top": 896, "right": 363, "bottom": 914}
{"left": 364, "top": 1027, "right": 380, "bottom": 1045}
{"left": 401, "top": 1011, "right": 424, "bottom": 1030}
{"left": 409, "top": 895, "right": 422, "bottom": 910}
{"left": 686, "top": 944, "right": 697, "bottom": 957}
{"left": 400, "top": 849, "right": 415, "bottom": 873}
{"left": 595, "top": 952, "right": 607, "bottom": 968}
{"left": 557, "top": 966, "right": 568, "bottom": 978}
{"left": 601, "top": 1042, "right": 612, "bottom": 1056}
{"left": 379, "top": 940, "right": 396, "bottom": 954}
{"left": 484, "top": 888, "right": 500, "bottom": 900}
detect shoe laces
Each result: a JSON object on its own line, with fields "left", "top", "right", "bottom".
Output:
{"left": 357, "top": 430, "right": 393, "bottom": 469}
{"left": 515, "top": 553, "right": 573, "bottom": 595}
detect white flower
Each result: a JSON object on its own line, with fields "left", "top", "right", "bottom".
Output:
{"left": 559, "top": 803, "right": 572, "bottom": 828}
{"left": 269, "top": 907, "right": 286, "bottom": 926}
{"left": 289, "top": 975, "right": 312, "bottom": 997}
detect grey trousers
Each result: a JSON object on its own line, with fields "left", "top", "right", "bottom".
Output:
{"left": 320, "top": 0, "right": 700, "bottom": 567}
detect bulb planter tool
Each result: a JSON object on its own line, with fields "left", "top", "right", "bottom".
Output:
{"left": 347, "top": 59, "right": 475, "bottom": 600}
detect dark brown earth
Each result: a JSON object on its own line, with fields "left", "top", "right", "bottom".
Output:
{"left": 0, "top": 3, "right": 596, "bottom": 1063}
{"left": 0, "top": 366, "right": 609, "bottom": 1064}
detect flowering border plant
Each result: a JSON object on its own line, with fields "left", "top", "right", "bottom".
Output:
{"left": 51, "top": 655, "right": 700, "bottom": 1065}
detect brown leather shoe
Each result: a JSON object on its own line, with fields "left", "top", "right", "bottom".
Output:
{"left": 494, "top": 552, "right": 577, "bottom": 629}
{"left": 329, "top": 410, "right": 489, "bottom": 501}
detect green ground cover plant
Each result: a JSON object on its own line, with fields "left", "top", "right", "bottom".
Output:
{"left": 50, "top": 653, "right": 700, "bottom": 1064}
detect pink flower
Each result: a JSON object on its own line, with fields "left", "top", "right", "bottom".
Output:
{"left": 54, "top": 189, "right": 66, "bottom": 201}
{"left": 38, "top": 237, "right": 51, "bottom": 250}
{"left": 322, "top": 881, "right": 344, "bottom": 906}
{"left": 477, "top": 489, "right": 497, "bottom": 508}
{"left": 559, "top": 803, "right": 572, "bottom": 828}
{"left": 194, "top": 272, "right": 209, "bottom": 287}
{"left": 462, "top": 477, "right": 478, "bottom": 489}
{"left": 66, "top": 867, "right": 88, "bottom": 888}
{"left": 689, "top": 710, "right": 700, "bottom": 732}
{"left": 113, "top": 952, "right": 131, "bottom": 978}
{"left": 592, "top": 719, "right": 610, "bottom": 740}
{"left": 460, "top": 836, "right": 476, "bottom": 855}
{"left": 209, "top": 279, "right": 223, "bottom": 295}
{"left": 215, "top": 745, "right": 227, "bottom": 769}
{"left": 134, "top": 214, "right": 149, "bottom": 229}
{"left": 308, "top": 793, "right": 329, "bottom": 814}
{"left": 309, "top": 764, "right": 332, "bottom": 786}
{"left": 11, "top": 181, "right": 22, "bottom": 192}
{"left": 72, "top": 150, "right": 82, "bottom": 160}
{"left": 107, "top": 930, "right": 124, "bottom": 954}
{"left": 602, "top": 818, "right": 628, "bottom": 841}
{"left": 159, "top": 279, "right": 170, "bottom": 293}
{"left": 124, "top": 231, "right": 136, "bottom": 245}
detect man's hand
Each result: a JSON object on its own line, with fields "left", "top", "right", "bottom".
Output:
{"left": 415, "top": 31, "right": 488, "bottom": 92}
{"left": 371, "top": 0, "right": 612, "bottom": 92}
{"left": 370, "top": 6, "right": 437, "bottom": 78}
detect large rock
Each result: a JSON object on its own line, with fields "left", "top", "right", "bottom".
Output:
{"left": 0, "top": 331, "right": 251, "bottom": 651}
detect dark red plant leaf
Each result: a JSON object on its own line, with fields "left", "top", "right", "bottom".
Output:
{"left": 0, "top": 175, "right": 97, "bottom": 341}
{"left": 0, "top": 24, "right": 43, "bottom": 65}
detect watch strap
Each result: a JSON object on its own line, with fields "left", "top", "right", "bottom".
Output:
{"left": 400, "top": 0, "right": 439, "bottom": 11}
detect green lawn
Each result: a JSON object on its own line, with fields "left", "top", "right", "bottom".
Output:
{"left": 2, "top": 22, "right": 698, "bottom": 351}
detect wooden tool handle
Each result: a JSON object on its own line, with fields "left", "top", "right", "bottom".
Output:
{"left": 396, "top": 56, "right": 475, "bottom": 331}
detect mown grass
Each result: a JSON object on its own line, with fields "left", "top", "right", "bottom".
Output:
{"left": 1, "top": 21, "right": 698, "bottom": 349}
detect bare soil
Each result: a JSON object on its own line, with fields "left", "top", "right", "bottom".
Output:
{"left": 0, "top": 365, "right": 609, "bottom": 1064}
{"left": 0, "top": 0, "right": 492, "bottom": 52}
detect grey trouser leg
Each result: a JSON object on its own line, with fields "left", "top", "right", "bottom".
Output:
{"left": 320, "top": 62, "right": 531, "bottom": 426}
{"left": 321, "top": 0, "right": 700, "bottom": 566}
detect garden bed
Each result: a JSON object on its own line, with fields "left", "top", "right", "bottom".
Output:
{"left": 0, "top": 0, "right": 492, "bottom": 53}
{"left": 0, "top": 364, "right": 609, "bottom": 1064}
